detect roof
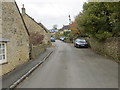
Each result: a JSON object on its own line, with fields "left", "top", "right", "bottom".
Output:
{"left": 21, "top": 5, "right": 48, "bottom": 33}
{"left": 60, "top": 25, "right": 70, "bottom": 31}
{"left": 15, "top": 2, "right": 30, "bottom": 36}
{"left": 25, "top": 14, "right": 48, "bottom": 33}
{"left": 38, "top": 23, "right": 48, "bottom": 33}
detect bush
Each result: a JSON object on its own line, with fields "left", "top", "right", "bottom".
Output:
{"left": 30, "top": 32, "right": 44, "bottom": 45}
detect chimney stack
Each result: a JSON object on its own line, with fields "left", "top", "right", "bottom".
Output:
{"left": 22, "top": 4, "right": 25, "bottom": 15}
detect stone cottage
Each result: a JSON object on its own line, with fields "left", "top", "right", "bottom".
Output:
{"left": 21, "top": 5, "right": 50, "bottom": 59}
{"left": 0, "top": 1, "right": 30, "bottom": 75}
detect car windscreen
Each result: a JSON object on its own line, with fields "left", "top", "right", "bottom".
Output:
{"left": 76, "top": 39, "right": 86, "bottom": 43}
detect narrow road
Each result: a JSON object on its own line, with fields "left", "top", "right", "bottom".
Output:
{"left": 17, "top": 40, "right": 118, "bottom": 88}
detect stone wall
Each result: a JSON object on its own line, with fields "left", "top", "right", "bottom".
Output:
{"left": 22, "top": 13, "right": 49, "bottom": 44}
{"left": 88, "top": 37, "right": 120, "bottom": 62}
{"left": 21, "top": 9, "right": 50, "bottom": 59}
{"left": 31, "top": 44, "right": 46, "bottom": 59}
{"left": 0, "top": 2, "right": 30, "bottom": 75}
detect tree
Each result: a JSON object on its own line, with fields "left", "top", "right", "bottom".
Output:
{"left": 105, "top": 2, "right": 120, "bottom": 37}
{"left": 69, "top": 21, "right": 80, "bottom": 39}
{"left": 76, "top": 2, "right": 120, "bottom": 41}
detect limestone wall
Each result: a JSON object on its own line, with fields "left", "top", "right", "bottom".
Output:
{"left": 1, "top": 2, "right": 30, "bottom": 75}
{"left": 31, "top": 44, "right": 46, "bottom": 59}
{"left": 88, "top": 37, "right": 120, "bottom": 62}
{"left": 22, "top": 14, "right": 49, "bottom": 44}
{"left": 22, "top": 11, "right": 50, "bottom": 59}
{"left": 22, "top": 14, "right": 44, "bottom": 34}
{"left": 44, "top": 31, "right": 51, "bottom": 44}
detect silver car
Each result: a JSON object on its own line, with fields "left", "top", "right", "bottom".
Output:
{"left": 74, "top": 39, "right": 88, "bottom": 48}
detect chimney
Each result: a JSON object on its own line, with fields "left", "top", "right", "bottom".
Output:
{"left": 22, "top": 4, "right": 26, "bottom": 15}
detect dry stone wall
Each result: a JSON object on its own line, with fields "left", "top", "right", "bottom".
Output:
{"left": 88, "top": 37, "right": 120, "bottom": 62}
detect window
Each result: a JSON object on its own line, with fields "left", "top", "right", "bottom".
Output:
{"left": 0, "top": 42, "right": 7, "bottom": 64}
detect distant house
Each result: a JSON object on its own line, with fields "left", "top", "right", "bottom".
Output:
{"left": 49, "top": 29, "right": 59, "bottom": 33}
{"left": 21, "top": 4, "right": 50, "bottom": 59}
{"left": 59, "top": 25, "right": 71, "bottom": 34}
{"left": 49, "top": 29, "right": 59, "bottom": 38}
{"left": 0, "top": 1, "right": 30, "bottom": 75}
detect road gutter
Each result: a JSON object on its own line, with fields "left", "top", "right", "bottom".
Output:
{"left": 6, "top": 51, "right": 53, "bottom": 89}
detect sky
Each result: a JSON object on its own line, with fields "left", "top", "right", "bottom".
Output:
{"left": 16, "top": 0, "right": 87, "bottom": 29}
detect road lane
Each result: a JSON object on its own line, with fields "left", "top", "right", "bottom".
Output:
{"left": 17, "top": 40, "right": 118, "bottom": 88}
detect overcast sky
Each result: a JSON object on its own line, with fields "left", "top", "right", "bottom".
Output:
{"left": 16, "top": 0, "right": 87, "bottom": 29}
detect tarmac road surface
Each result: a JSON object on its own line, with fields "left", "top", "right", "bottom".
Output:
{"left": 17, "top": 40, "right": 118, "bottom": 88}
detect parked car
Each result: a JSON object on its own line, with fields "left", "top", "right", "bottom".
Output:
{"left": 74, "top": 39, "right": 88, "bottom": 48}
{"left": 50, "top": 37, "right": 55, "bottom": 42}
{"left": 60, "top": 37, "right": 65, "bottom": 41}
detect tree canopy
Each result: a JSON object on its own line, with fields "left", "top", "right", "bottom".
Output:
{"left": 76, "top": 2, "right": 120, "bottom": 41}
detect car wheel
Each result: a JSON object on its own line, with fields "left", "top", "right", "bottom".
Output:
{"left": 76, "top": 44, "right": 78, "bottom": 48}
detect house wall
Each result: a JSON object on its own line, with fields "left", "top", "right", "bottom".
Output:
{"left": 44, "top": 30, "right": 50, "bottom": 44}
{"left": 0, "top": 2, "right": 29, "bottom": 75}
{"left": 22, "top": 12, "right": 50, "bottom": 59}
{"left": 22, "top": 14, "right": 49, "bottom": 44}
